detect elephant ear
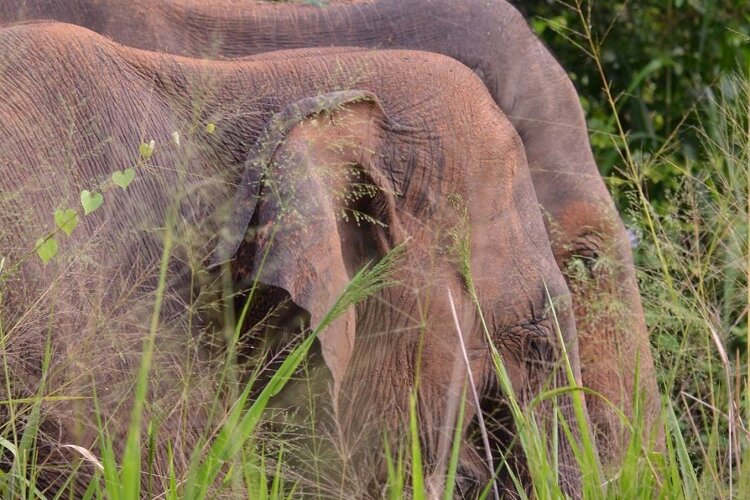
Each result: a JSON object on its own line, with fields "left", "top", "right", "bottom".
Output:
{"left": 212, "top": 91, "right": 406, "bottom": 400}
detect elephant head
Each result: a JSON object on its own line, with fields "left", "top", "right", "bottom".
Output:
{"left": 208, "top": 91, "right": 591, "bottom": 495}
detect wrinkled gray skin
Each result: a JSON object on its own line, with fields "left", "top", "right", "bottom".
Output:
{"left": 0, "top": 23, "right": 586, "bottom": 497}
{"left": 0, "top": 0, "right": 662, "bottom": 465}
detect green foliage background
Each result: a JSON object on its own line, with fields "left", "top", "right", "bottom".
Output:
{"left": 515, "top": 0, "right": 749, "bottom": 207}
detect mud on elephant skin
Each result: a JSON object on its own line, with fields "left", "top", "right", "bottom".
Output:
{"left": 0, "top": 0, "right": 663, "bottom": 465}
{"left": 0, "top": 23, "right": 587, "bottom": 496}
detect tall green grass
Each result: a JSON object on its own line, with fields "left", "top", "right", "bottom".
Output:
{"left": 0, "top": 237, "right": 405, "bottom": 498}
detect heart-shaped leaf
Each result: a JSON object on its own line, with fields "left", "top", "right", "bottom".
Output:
{"left": 205, "top": 122, "right": 216, "bottom": 134}
{"left": 139, "top": 139, "right": 155, "bottom": 159}
{"left": 80, "top": 190, "right": 104, "bottom": 215}
{"left": 35, "top": 237, "right": 58, "bottom": 265}
{"left": 54, "top": 208, "right": 79, "bottom": 236}
{"left": 112, "top": 168, "right": 135, "bottom": 190}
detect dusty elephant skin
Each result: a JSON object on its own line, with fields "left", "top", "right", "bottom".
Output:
{"left": 0, "top": 0, "right": 663, "bottom": 465}
{"left": 0, "top": 23, "right": 586, "bottom": 497}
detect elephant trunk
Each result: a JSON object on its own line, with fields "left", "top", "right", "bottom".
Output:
{"left": 488, "top": 284, "right": 593, "bottom": 498}
{"left": 549, "top": 300, "right": 593, "bottom": 497}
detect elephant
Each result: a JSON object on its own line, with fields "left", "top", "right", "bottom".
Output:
{"left": 0, "top": 0, "right": 662, "bottom": 465}
{"left": 0, "top": 22, "right": 588, "bottom": 497}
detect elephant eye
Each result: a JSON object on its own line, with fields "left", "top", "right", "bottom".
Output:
{"left": 568, "top": 248, "right": 600, "bottom": 280}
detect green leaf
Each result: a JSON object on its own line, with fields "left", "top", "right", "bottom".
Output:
{"left": 112, "top": 168, "right": 136, "bottom": 190}
{"left": 443, "top": 383, "right": 467, "bottom": 500}
{"left": 35, "top": 237, "right": 58, "bottom": 264}
{"left": 80, "top": 190, "right": 104, "bottom": 215}
{"left": 531, "top": 18, "right": 548, "bottom": 35}
{"left": 409, "top": 391, "right": 425, "bottom": 500}
{"left": 54, "top": 208, "right": 79, "bottom": 236}
{"left": 139, "top": 139, "right": 155, "bottom": 159}
{"left": 205, "top": 122, "right": 216, "bottom": 134}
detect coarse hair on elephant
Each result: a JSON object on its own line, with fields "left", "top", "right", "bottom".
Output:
{"left": 0, "top": 22, "right": 588, "bottom": 497}
{"left": 0, "top": 0, "right": 663, "bottom": 467}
